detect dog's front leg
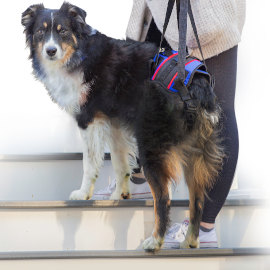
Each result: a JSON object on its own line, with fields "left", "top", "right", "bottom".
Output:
{"left": 69, "top": 119, "right": 107, "bottom": 200}
{"left": 108, "top": 125, "right": 135, "bottom": 200}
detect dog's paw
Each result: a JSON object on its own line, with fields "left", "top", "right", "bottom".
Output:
{"left": 69, "top": 189, "right": 89, "bottom": 200}
{"left": 110, "top": 190, "right": 122, "bottom": 200}
{"left": 121, "top": 192, "right": 131, "bottom": 199}
{"left": 142, "top": 235, "right": 163, "bottom": 251}
{"left": 180, "top": 238, "right": 199, "bottom": 249}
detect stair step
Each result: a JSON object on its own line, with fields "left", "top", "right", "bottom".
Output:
{"left": 0, "top": 153, "right": 111, "bottom": 161}
{"left": 0, "top": 158, "right": 265, "bottom": 201}
{"left": 0, "top": 248, "right": 269, "bottom": 270}
{"left": 0, "top": 200, "right": 269, "bottom": 251}
{"left": 0, "top": 159, "right": 115, "bottom": 200}
{"left": 0, "top": 247, "right": 269, "bottom": 259}
{"left": 0, "top": 199, "right": 266, "bottom": 208}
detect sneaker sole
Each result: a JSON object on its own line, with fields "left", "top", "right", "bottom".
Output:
{"left": 200, "top": 241, "right": 218, "bottom": 248}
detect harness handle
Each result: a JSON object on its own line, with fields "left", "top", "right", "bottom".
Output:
{"left": 186, "top": 0, "right": 207, "bottom": 70}
{"left": 155, "top": 0, "right": 175, "bottom": 67}
{"left": 175, "top": 0, "right": 188, "bottom": 82}
{"left": 156, "top": 0, "right": 208, "bottom": 75}
{"left": 155, "top": 0, "right": 210, "bottom": 127}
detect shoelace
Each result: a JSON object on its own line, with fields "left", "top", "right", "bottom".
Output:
{"left": 167, "top": 220, "right": 189, "bottom": 239}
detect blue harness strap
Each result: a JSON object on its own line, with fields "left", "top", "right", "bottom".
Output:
{"left": 151, "top": 50, "right": 210, "bottom": 93}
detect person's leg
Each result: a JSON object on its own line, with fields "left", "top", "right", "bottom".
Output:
{"left": 201, "top": 45, "right": 239, "bottom": 227}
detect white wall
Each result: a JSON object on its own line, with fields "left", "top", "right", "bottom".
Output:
{"left": 0, "top": 0, "right": 133, "bottom": 154}
{"left": 236, "top": 0, "right": 270, "bottom": 195}
{"left": 0, "top": 1, "right": 269, "bottom": 196}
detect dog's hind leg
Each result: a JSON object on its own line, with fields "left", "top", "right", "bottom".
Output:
{"left": 69, "top": 118, "right": 109, "bottom": 200}
{"left": 108, "top": 124, "right": 136, "bottom": 200}
{"left": 140, "top": 151, "right": 173, "bottom": 251}
{"left": 181, "top": 180, "right": 204, "bottom": 248}
{"left": 180, "top": 157, "right": 206, "bottom": 248}
{"left": 142, "top": 164, "right": 171, "bottom": 251}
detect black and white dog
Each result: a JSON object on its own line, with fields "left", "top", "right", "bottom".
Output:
{"left": 22, "top": 2, "right": 223, "bottom": 251}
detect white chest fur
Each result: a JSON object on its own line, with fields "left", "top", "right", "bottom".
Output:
{"left": 40, "top": 63, "right": 86, "bottom": 114}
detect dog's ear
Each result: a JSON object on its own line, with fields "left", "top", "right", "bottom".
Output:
{"left": 60, "top": 2, "right": 87, "bottom": 25}
{"left": 22, "top": 4, "right": 44, "bottom": 49}
{"left": 21, "top": 4, "right": 44, "bottom": 28}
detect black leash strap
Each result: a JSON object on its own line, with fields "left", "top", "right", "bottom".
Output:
{"left": 175, "top": 0, "right": 197, "bottom": 125}
{"left": 155, "top": 0, "right": 175, "bottom": 66}
{"left": 175, "top": 0, "right": 188, "bottom": 83}
{"left": 187, "top": 0, "right": 207, "bottom": 69}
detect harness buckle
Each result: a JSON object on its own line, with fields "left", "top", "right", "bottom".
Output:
{"left": 174, "top": 79, "right": 197, "bottom": 126}
{"left": 184, "top": 99, "right": 197, "bottom": 125}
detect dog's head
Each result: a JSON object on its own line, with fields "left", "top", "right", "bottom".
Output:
{"left": 21, "top": 2, "right": 93, "bottom": 68}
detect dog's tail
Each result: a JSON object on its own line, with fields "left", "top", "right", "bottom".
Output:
{"left": 190, "top": 108, "right": 225, "bottom": 191}
{"left": 163, "top": 107, "right": 224, "bottom": 191}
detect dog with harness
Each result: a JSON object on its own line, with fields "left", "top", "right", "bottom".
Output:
{"left": 22, "top": 0, "right": 224, "bottom": 250}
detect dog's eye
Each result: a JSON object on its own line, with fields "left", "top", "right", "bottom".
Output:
{"left": 59, "top": 29, "right": 68, "bottom": 35}
{"left": 37, "top": 29, "right": 44, "bottom": 36}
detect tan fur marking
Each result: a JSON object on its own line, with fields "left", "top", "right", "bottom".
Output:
{"left": 61, "top": 43, "right": 75, "bottom": 65}
{"left": 36, "top": 42, "right": 43, "bottom": 60}
{"left": 163, "top": 147, "right": 183, "bottom": 183}
{"left": 94, "top": 111, "right": 107, "bottom": 120}
{"left": 57, "top": 24, "right": 61, "bottom": 31}
{"left": 79, "top": 91, "right": 88, "bottom": 106}
{"left": 72, "top": 34, "right": 78, "bottom": 46}
{"left": 149, "top": 185, "right": 159, "bottom": 238}
{"left": 43, "top": 22, "right": 47, "bottom": 28}
{"left": 148, "top": 183, "right": 170, "bottom": 239}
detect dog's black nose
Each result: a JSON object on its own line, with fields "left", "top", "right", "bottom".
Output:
{"left": 46, "top": 47, "right": 57, "bottom": 57}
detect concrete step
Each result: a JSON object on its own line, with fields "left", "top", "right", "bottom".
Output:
{"left": 0, "top": 248, "right": 269, "bottom": 270}
{"left": 0, "top": 200, "right": 269, "bottom": 252}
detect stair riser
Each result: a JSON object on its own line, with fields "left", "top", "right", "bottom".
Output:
{"left": 0, "top": 206, "right": 269, "bottom": 251}
{"left": 0, "top": 161, "right": 189, "bottom": 200}
{"left": 0, "top": 161, "right": 116, "bottom": 200}
{"left": 0, "top": 256, "right": 269, "bottom": 270}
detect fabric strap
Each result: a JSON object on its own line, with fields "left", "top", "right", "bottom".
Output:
{"left": 176, "top": 0, "right": 188, "bottom": 82}
{"left": 156, "top": 0, "right": 207, "bottom": 77}
{"left": 155, "top": 0, "right": 209, "bottom": 126}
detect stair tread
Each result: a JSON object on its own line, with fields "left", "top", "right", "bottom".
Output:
{"left": 0, "top": 248, "right": 269, "bottom": 260}
{"left": 0, "top": 153, "right": 111, "bottom": 161}
{"left": 0, "top": 199, "right": 267, "bottom": 209}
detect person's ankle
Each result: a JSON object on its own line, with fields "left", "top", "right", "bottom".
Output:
{"left": 200, "top": 221, "right": 215, "bottom": 230}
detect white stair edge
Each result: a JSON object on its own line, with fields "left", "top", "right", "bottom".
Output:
{"left": 0, "top": 153, "right": 110, "bottom": 161}
{"left": 0, "top": 199, "right": 268, "bottom": 209}
{"left": 0, "top": 248, "right": 269, "bottom": 260}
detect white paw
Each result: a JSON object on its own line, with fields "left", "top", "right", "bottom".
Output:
{"left": 142, "top": 235, "right": 162, "bottom": 251}
{"left": 180, "top": 238, "right": 199, "bottom": 249}
{"left": 69, "top": 189, "right": 89, "bottom": 200}
{"left": 110, "top": 190, "right": 122, "bottom": 200}
{"left": 180, "top": 239, "right": 190, "bottom": 249}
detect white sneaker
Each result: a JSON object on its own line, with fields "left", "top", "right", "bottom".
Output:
{"left": 91, "top": 178, "right": 153, "bottom": 200}
{"left": 199, "top": 227, "right": 218, "bottom": 248}
{"left": 163, "top": 220, "right": 189, "bottom": 249}
{"left": 163, "top": 220, "right": 218, "bottom": 249}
